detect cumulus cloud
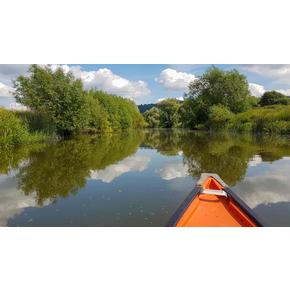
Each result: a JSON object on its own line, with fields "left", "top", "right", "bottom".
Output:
{"left": 50, "top": 65, "right": 151, "bottom": 100}
{"left": 155, "top": 68, "right": 197, "bottom": 91}
{"left": 157, "top": 96, "right": 184, "bottom": 103}
{"left": 249, "top": 83, "right": 266, "bottom": 97}
{"left": 0, "top": 82, "right": 14, "bottom": 97}
{"left": 0, "top": 64, "right": 30, "bottom": 85}
{"left": 158, "top": 161, "right": 189, "bottom": 180}
{"left": 276, "top": 88, "right": 290, "bottom": 96}
{"left": 242, "top": 64, "right": 290, "bottom": 84}
{"left": 90, "top": 155, "right": 151, "bottom": 183}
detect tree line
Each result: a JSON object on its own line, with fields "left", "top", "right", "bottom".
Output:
{"left": 143, "top": 67, "right": 290, "bottom": 133}
{"left": 1, "top": 65, "right": 145, "bottom": 146}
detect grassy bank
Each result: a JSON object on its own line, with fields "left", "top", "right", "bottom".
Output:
{"left": 226, "top": 105, "right": 290, "bottom": 134}
{"left": 0, "top": 108, "right": 48, "bottom": 146}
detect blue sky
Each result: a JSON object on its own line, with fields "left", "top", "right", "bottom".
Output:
{"left": 1, "top": 64, "right": 290, "bottom": 108}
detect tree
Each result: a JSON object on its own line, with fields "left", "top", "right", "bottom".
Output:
{"left": 157, "top": 99, "right": 181, "bottom": 128}
{"left": 13, "top": 65, "right": 88, "bottom": 135}
{"left": 143, "top": 107, "right": 160, "bottom": 128}
{"left": 259, "top": 91, "right": 290, "bottom": 106}
{"left": 187, "top": 67, "right": 251, "bottom": 113}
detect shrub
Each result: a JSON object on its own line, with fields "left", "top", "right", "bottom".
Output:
{"left": 0, "top": 108, "right": 29, "bottom": 145}
{"left": 207, "top": 104, "right": 233, "bottom": 130}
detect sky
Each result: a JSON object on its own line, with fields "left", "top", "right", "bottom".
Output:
{"left": 1, "top": 64, "right": 290, "bottom": 108}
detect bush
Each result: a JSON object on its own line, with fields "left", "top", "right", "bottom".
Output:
{"left": 260, "top": 91, "right": 290, "bottom": 107}
{"left": 0, "top": 108, "right": 30, "bottom": 145}
{"left": 207, "top": 104, "right": 233, "bottom": 130}
{"left": 227, "top": 105, "right": 290, "bottom": 134}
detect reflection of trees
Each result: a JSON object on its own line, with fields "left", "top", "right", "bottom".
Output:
{"left": 17, "top": 131, "right": 145, "bottom": 205}
{"left": 142, "top": 129, "right": 183, "bottom": 156}
{"left": 0, "top": 144, "right": 44, "bottom": 174}
{"left": 143, "top": 130, "right": 290, "bottom": 186}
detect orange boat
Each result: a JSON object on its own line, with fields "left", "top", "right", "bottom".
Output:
{"left": 168, "top": 173, "right": 263, "bottom": 227}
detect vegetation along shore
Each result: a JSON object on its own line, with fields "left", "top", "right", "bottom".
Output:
{"left": 1, "top": 65, "right": 290, "bottom": 147}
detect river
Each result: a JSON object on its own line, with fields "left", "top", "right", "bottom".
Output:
{"left": 1, "top": 129, "right": 290, "bottom": 226}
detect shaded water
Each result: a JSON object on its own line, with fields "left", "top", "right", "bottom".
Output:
{"left": 1, "top": 129, "right": 290, "bottom": 226}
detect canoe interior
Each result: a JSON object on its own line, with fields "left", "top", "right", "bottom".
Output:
{"left": 176, "top": 176, "right": 258, "bottom": 227}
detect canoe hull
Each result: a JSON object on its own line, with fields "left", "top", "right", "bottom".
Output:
{"left": 168, "top": 173, "right": 263, "bottom": 227}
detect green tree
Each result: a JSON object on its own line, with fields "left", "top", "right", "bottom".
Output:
{"left": 13, "top": 65, "right": 88, "bottom": 135}
{"left": 187, "top": 66, "right": 251, "bottom": 113}
{"left": 259, "top": 91, "right": 290, "bottom": 107}
{"left": 143, "top": 107, "right": 160, "bottom": 128}
{"left": 157, "top": 99, "right": 181, "bottom": 128}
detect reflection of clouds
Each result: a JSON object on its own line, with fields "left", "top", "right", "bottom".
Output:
{"left": 0, "top": 175, "right": 38, "bottom": 226}
{"left": 90, "top": 155, "right": 151, "bottom": 183}
{"left": 158, "top": 161, "right": 189, "bottom": 180}
{"left": 236, "top": 158, "right": 290, "bottom": 208}
{"left": 248, "top": 155, "right": 262, "bottom": 167}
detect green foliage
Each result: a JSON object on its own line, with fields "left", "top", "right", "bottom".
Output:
{"left": 143, "top": 107, "right": 160, "bottom": 128}
{"left": 157, "top": 99, "right": 181, "bottom": 128}
{"left": 0, "top": 108, "right": 46, "bottom": 146}
{"left": 13, "top": 65, "right": 89, "bottom": 135}
{"left": 87, "top": 90, "right": 145, "bottom": 130}
{"left": 15, "top": 110, "right": 56, "bottom": 135}
{"left": 0, "top": 108, "right": 30, "bottom": 145}
{"left": 259, "top": 91, "right": 290, "bottom": 107}
{"left": 207, "top": 104, "right": 233, "bottom": 130}
{"left": 85, "top": 93, "right": 111, "bottom": 132}
{"left": 187, "top": 66, "right": 251, "bottom": 113}
{"left": 227, "top": 105, "right": 290, "bottom": 134}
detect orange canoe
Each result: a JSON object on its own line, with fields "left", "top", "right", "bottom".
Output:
{"left": 168, "top": 173, "right": 263, "bottom": 227}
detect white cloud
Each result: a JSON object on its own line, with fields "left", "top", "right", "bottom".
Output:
{"left": 0, "top": 82, "right": 14, "bottom": 97}
{"left": 276, "top": 88, "right": 290, "bottom": 96}
{"left": 0, "top": 64, "right": 30, "bottom": 85}
{"left": 158, "top": 162, "right": 189, "bottom": 180}
{"left": 51, "top": 65, "right": 151, "bottom": 100}
{"left": 155, "top": 68, "right": 197, "bottom": 90}
{"left": 157, "top": 96, "right": 184, "bottom": 103}
{"left": 249, "top": 83, "right": 265, "bottom": 97}
{"left": 242, "top": 64, "right": 290, "bottom": 84}
{"left": 9, "top": 102, "right": 28, "bottom": 111}
{"left": 90, "top": 155, "right": 151, "bottom": 183}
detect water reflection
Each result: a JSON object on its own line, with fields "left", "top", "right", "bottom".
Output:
{"left": 16, "top": 131, "right": 145, "bottom": 205}
{"left": 1, "top": 129, "right": 290, "bottom": 226}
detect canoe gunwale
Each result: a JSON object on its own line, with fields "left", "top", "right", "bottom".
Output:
{"left": 167, "top": 173, "right": 265, "bottom": 227}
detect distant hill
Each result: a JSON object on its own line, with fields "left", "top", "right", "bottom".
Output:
{"left": 138, "top": 103, "right": 156, "bottom": 113}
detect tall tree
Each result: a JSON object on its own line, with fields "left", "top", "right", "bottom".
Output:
{"left": 186, "top": 66, "right": 251, "bottom": 113}
{"left": 13, "top": 65, "right": 88, "bottom": 135}
{"left": 157, "top": 99, "right": 181, "bottom": 128}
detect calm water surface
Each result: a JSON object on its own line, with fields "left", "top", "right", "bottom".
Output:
{"left": 1, "top": 129, "right": 290, "bottom": 226}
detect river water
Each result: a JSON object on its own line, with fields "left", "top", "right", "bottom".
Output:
{"left": 1, "top": 129, "right": 290, "bottom": 226}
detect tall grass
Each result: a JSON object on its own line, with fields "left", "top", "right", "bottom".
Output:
{"left": 227, "top": 105, "right": 290, "bottom": 134}
{"left": 0, "top": 108, "right": 47, "bottom": 146}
